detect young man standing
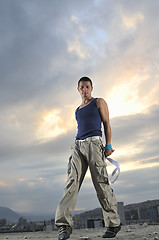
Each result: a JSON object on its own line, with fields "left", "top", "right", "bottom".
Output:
{"left": 55, "top": 77, "right": 121, "bottom": 239}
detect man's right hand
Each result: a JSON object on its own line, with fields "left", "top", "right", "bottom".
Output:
{"left": 105, "top": 148, "right": 115, "bottom": 157}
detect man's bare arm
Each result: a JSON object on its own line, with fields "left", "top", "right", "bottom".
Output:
{"left": 97, "top": 98, "right": 114, "bottom": 156}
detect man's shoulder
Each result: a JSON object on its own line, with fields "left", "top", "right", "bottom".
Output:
{"left": 96, "top": 98, "right": 106, "bottom": 105}
{"left": 96, "top": 98, "right": 108, "bottom": 111}
{"left": 97, "top": 97, "right": 105, "bottom": 102}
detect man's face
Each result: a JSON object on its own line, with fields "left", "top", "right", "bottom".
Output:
{"left": 78, "top": 81, "right": 93, "bottom": 98}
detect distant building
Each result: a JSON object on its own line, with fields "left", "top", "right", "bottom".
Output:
{"left": 74, "top": 200, "right": 159, "bottom": 228}
{"left": 0, "top": 219, "right": 6, "bottom": 228}
{"left": 18, "top": 217, "right": 27, "bottom": 228}
{"left": 125, "top": 200, "right": 159, "bottom": 224}
{"left": 86, "top": 203, "right": 126, "bottom": 228}
{"left": 73, "top": 201, "right": 126, "bottom": 229}
{"left": 117, "top": 202, "right": 126, "bottom": 225}
{"left": 87, "top": 219, "right": 104, "bottom": 228}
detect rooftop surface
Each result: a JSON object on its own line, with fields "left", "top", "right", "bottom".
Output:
{"left": 0, "top": 224, "right": 159, "bottom": 240}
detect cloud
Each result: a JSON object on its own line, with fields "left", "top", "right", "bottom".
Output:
{"left": 0, "top": 0, "right": 95, "bottom": 109}
{"left": 122, "top": 12, "right": 144, "bottom": 30}
{"left": 0, "top": 0, "right": 159, "bottom": 214}
{"left": 114, "top": 165, "right": 159, "bottom": 204}
{"left": 0, "top": 181, "right": 8, "bottom": 187}
{"left": 112, "top": 104, "right": 159, "bottom": 149}
{"left": 67, "top": 15, "right": 90, "bottom": 59}
{"left": 109, "top": 105, "right": 159, "bottom": 176}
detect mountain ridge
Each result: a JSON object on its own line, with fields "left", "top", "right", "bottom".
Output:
{"left": 0, "top": 207, "right": 21, "bottom": 222}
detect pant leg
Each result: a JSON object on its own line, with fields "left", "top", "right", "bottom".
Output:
{"left": 55, "top": 143, "right": 88, "bottom": 227}
{"left": 89, "top": 140, "right": 120, "bottom": 228}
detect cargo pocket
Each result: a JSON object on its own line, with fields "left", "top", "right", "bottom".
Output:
{"left": 95, "top": 160, "right": 112, "bottom": 210}
{"left": 95, "top": 160, "right": 109, "bottom": 185}
{"left": 92, "top": 140, "right": 106, "bottom": 160}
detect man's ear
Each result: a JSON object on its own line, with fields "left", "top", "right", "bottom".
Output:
{"left": 77, "top": 87, "right": 80, "bottom": 92}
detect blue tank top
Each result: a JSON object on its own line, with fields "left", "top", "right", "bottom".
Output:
{"left": 75, "top": 98, "right": 102, "bottom": 140}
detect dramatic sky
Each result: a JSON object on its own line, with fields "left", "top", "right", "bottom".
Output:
{"left": 0, "top": 0, "right": 159, "bottom": 216}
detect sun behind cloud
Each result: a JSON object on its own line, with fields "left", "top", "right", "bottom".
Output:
{"left": 107, "top": 75, "right": 149, "bottom": 118}
{"left": 122, "top": 12, "right": 144, "bottom": 30}
{"left": 37, "top": 106, "right": 76, "bottom": 141}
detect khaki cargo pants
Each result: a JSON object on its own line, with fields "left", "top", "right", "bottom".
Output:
{"left": 55, "top": 136, "right": 120, "bottom": 228}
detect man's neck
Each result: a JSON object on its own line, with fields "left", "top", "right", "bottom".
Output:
{"left": 81, "top": 96, "right": 93, "bottom": 104}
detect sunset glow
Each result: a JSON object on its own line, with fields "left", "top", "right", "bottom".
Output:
{"left": 107, "top": 76, "right": 146, "bottom": 118}
{"left": 122, "top": 12, "right": 144, "bottom": 29}
{"left": 37, "top": 107, "right": 76, "bottom": 140}
{"left": 18, "top": 178, "right": 26, "bottom": 182}
{"left": 0, "top": 181, "right": 7, "bottom": 187}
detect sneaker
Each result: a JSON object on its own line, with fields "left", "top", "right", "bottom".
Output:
{"left": 102, "top": 224, "right": 121, "bottom": 238}
{"left": 58, "top": 225, "right": 72, "bottom": 240}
